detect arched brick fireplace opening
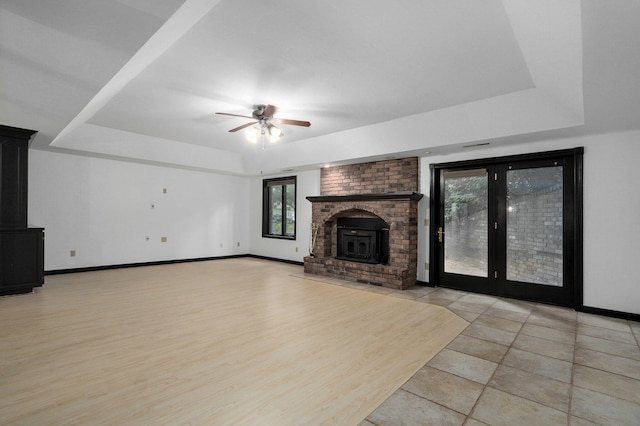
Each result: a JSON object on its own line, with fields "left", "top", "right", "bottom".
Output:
{"left": 317, "top": 208, "right": 391, "bottom": 259}
{"left": 304, "top": 192, "right": 422, "bottom": 290}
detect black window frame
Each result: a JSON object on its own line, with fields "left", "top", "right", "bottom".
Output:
{"left": 262, "top": 176, "right": 297, "bottom": 240}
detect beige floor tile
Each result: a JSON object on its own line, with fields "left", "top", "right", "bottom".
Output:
{"left": 527, "top": 313, "right": 577, "bottom": 333}
{"left": 571, "top": 386, "right": 640, "bottom": 426}
{"left": 448, "top": 300, "right": 491, "bottom": 314}
{"left": 577, "top": 312, "right": 632, "bottom": 332}
{"left": 428, "top": 348, "right": 498, "bottom": 385}
{"left": 457, "top": 293, "right": 499, "bottom": 306}
{"left": 357, "top": 419, "right": 376, "bottom": 426}
{"left": 419, "top": 294, "right": 463, "bottom": 307}
{"left": 482, "top": 306, "right": 529, "bottom": 323}
{"left": 446, "top": 334, "right": 509, "bottom": 363}
{"left": 361, "top": 287, "right": 640, "bottom": 425}
{"left": 402, "top": 365, "right": 484, "bottom": 415}
{"left": 448, "top": 308, "right": 481, "bottom": 322}
{"left": 502, "top": 348, "right": 573, "bottom": 383}
{"left": 577, "top": 323, "right": 637, "bottom": 345}
{"left": 520, "top": 323, "right": 576, "bottom": 345}
{"left": 465, "top": 419, "right": 490, "bottom": 426}
{"left": 491, "top": 299, "right": 535, "bottom": 315}
{"left": 366, "top": 389, "right": 466, "bottom": 426}
{"left": 453, "top": 294, "right": 498, "bottom": 313}
{"left": 471, "top": 387, "right": 567, "bottom": 426}
{"left": 512, "top": 333, "right": 574, "bottom": 362}
{"left": 570, "top": 415, "right": 601, "bottom": 425}
{"left": 576, "top": 334, "right": 640, "bottom": 361}
{"left": 473, "top": 315, "right": 524, "bottom": 333}
{"left": 574, "top": 347, "right": 640, "bottom": 380}
{"left": 437, "top": 288, "right": 470, "bottom": 299}
{"left": 462, "top": 323, "right": 518, "bottom": 346}
{"left": 403, "top": 286, "right": 436, "bottom": 297}
{"left": 573, "top": 364, "right": 640, "bottom": 405}
{"left": 489, "top": 364, "right": 571, "bottom": 412}
{"left": 533, "top": 304, "right": 577, "bottom": 322}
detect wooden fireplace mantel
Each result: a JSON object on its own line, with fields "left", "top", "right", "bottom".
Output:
{"left": 306, "top": 191, "right": 423, "bottom": 203}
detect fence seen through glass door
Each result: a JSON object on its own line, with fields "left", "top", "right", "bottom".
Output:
{"left": 506, "top": 166, "right": 564, "bottom": 286}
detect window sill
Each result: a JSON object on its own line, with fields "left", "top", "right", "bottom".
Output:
{"left": 262, "top": 234, "right": 296, "bottom": 241}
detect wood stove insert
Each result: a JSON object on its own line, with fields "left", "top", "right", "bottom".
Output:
{"left": 336, "top": 217, "right": 389, "bottom": 264}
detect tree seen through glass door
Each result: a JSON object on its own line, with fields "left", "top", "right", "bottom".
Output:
{"left": 443, "top": 169, "right": 488, "bottom": 277}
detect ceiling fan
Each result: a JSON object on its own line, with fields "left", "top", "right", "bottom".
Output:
{"left": 216, "top": 104, "right": 311, "bottom": 144}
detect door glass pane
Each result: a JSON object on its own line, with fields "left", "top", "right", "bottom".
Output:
{"left": 270, "top": 185, "right": 282, "bottom": 234}
{"left": 443, "top": 169, "right": 488, "bottom": 277}
{"left": 507, "top": 166, "right": 563, "bottom": 286}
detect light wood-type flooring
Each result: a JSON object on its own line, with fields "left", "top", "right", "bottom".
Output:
{"left": 0, "top": 258, "right": 467, "bottom": 425}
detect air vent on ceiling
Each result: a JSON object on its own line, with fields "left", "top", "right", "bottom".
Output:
{"left": 463, "top": 142, "right": 491, "bottom": 149}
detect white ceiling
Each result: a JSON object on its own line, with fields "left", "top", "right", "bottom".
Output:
{"left": 2, "top": 1, "right": 639, "bottom": 175}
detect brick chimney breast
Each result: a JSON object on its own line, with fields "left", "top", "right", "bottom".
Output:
{"left": 305, "top": 158, "right": 422, "bottom": 290}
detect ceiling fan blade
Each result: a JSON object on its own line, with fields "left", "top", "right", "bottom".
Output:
{"left": 262, "top": 104, "right": 277, "bottom": 118}
{"left": 216, "top": 112, "right": 255, "bottom": 120}
{"left": 274, "top": 118, "right": 311, "bottom": 127}
{"left": 228, "top": 121, "right": 257, "bottom": 132}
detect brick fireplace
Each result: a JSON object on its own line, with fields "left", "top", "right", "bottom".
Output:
{"left": 304, "top": 158, "right": 422, "bottom": 290}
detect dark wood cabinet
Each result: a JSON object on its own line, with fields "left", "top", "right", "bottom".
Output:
{"left": 0, "top": 124, "right": 44, "bottom": 295}
{"left": 0, "top": 126, "right": 32, "bottom": 229}
{"left": 0, "top": 228, "right": 44, "bottom": 295}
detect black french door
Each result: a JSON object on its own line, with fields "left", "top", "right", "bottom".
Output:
{"left": 429, "top": 148, "right": 583, "bottom": 307}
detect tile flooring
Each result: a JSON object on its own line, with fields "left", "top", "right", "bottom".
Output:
{"left": 342, "top": 284, "right": 640, "bottom": 425}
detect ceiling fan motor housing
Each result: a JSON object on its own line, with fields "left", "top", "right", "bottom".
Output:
{"left": 252, "top": 104, "right": 268, "bottom": 119}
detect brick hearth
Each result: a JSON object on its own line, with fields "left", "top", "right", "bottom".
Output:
{"left": 304, "top": 158, "right": 422, "bottom": 290}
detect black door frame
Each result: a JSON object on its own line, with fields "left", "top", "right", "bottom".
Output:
{"left": 429, "top": 148, "right": 584, "bottom": 308}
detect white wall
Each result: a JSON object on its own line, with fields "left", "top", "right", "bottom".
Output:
{"left": 417, "top": 131, "right": 640, "bottom": 315}
{"left": 248, "top": 169, "right": 321, "bottom": 263}
{"left": 29, "top": 133, "right": 640, "bottom": 316}
{"left": 29, "top": 150, "right": 250, "bottom": 270}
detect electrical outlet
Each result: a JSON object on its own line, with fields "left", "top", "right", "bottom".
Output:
{"left": 163, "top": 188, "right": 167, "bottom": 194}
{"left": 70, "top": 250, "right": 76, "bottom": 257}
{"left": 219, "top": 243, "right": 223, "bottom": 248}
{"left": 424, "top": 218, "right": 429, "bottom": 226}
{"left": 237, "top": 242, "right": 240, "bottom": 247}
{"left": 425, "top": 262, "right": 429, "bottom": 270}
{"left": 145, "top": 236, "right": 150, "bottom": 242}
{"left": 295, "top": 247, "right": 299, "bottom": 252}
{"left": 161, "top": 236, "right": 167, "bottom": 242}
{"left": 151, "top": 204, "right": 155, "bottom": 209}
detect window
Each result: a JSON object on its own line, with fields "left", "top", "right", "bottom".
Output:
{"left": 263, "top": 176, "right": 296, "bottom": 239}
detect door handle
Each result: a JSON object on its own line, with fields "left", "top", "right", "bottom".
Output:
{"left": 437, "top": 227, "right": 444, "bottom": 243}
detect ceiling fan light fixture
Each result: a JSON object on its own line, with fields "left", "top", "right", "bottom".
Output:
{"left": 267, "top": 124, "right": 282, "bottom": 143}
{"left": 245, "top": 125, "right": 260, "bottom": 143}
{"left": 217, "top": 104, "right": 309, "bottom": 147}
